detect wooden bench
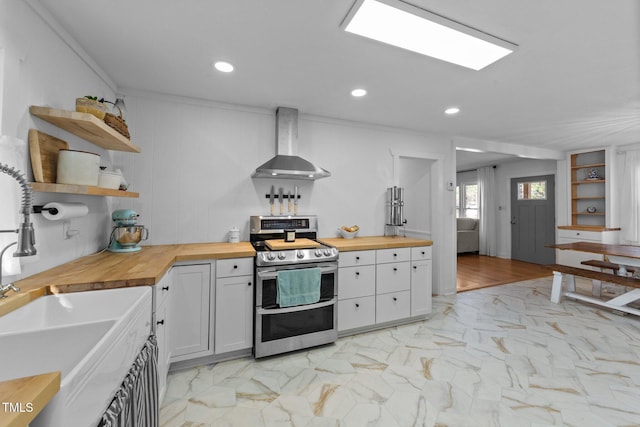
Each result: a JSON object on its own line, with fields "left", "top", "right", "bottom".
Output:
{"left": 545, "top": 263, "right": 640, "bottom": 316}
{"left": 580, "top": 259, "right": 635, "bottom": 273}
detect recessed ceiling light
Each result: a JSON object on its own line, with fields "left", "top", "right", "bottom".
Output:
{"left": 213, "top": 61, "right": 234, "bottom": 73}
{"left": 445, "top": 107, "right": 461, "bottom": 115}
{"left": 351, "top": 88, "right": 367, "bottom": 97}
{"left": 342, "top": 0, "right": 517, "bottom": 70}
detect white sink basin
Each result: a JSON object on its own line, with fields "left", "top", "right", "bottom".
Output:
{"left": 0, "top": 286, "right": 147, "bottom": 332}
{"left": 0, "top": 320, "right": 114, "bottom": 381}
{"left": 0, "top": 286, "right": 152, "bottom": 426}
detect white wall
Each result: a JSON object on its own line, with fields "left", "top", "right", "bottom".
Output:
{"left": 0, "top": 0, "right": 118, "bottom": 279}
{"left": 112, "top": 92, "right": 457, "bottom": 294}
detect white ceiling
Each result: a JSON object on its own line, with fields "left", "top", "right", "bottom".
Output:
{"left": 33, "top": 0, "right": 640, "bottom": 159}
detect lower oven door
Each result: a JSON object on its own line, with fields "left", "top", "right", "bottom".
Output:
{"left": 255, "top": 262, "right": 338, "bottom": 358}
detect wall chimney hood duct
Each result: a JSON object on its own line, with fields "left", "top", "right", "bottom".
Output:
{"left": 252, "top": 107, "right": 331, "bottom": 180}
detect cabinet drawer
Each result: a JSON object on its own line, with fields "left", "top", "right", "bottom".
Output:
{"left": 339, "top": 265, "right": 375, "bottom": 300}
{"left": 216, "top": 258, "right": 253, "bottom": 278}
{"left": 376, "top": 248, "right": 410, "bottom": 264}
{"left": 557, "top": 229, "right": 603, "bottom": 242}
{"left": 411, "top": 246, "right": 432, "bottom": 260}
{"left": 338, "top": 296, "right": 375, "bottom": 331}
{"left": 338, "top": 250, "right": 376, "bottom": 268}
{"left": 376, "top": 262, "right": 410, "bottom": 294}
{"left": 376, "top": 291, "right": 410, "bottom": 324}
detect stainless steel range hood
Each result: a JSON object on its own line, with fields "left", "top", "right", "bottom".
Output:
{"left": 252, "top": 107, "right": 331, "bottom": 180}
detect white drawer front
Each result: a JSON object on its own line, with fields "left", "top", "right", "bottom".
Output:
{"left": 411, "top": 246, "right": 432, "bottom": 260}
{"left": 376, "top": 248, "right": 411, "bottom": 264}
{"left": 376, "top": 263, "right": 410, "bottom": 294}
{"left": 216, "top": 258, "right": 253, "bottom": 278}
{"left": 376, "top": 291, "right": 410, "bottom": 324}
{"left": 338, "top": 250, "right": 376, "bottom": 268}
{"left": 338, "top": 296, "right": 376, "bottom": 331}
{"left": 339, "top": 265, "right": 376, "bottom": 300}
{"left": 557, "top": 229, "right": 603, "bottom": 242}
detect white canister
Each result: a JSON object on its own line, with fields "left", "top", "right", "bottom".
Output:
{"left": 98, "top": 170, "right": 122, "bottom": 189}
{"left": 229, "top": 227, "right": 240, "bottom": 243}
{"left": 57, "top": 149, "right": 100, "bottom": 186}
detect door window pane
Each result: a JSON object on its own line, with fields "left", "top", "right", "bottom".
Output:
{"left": 518, "top": 181, "right": 547, "bottom": 200}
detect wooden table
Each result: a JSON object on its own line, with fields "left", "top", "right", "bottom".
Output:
{"left": 547, "top": 242, "right": 640, "bottom": 316}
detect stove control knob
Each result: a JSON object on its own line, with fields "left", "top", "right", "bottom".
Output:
{"left": 323, "top": 249, "right": 331, "bottom": 256}
{"left": 314, "top": 249, "right": 323, "bottom": 257}
{"left": 277, "top": 252, "right": 287, "bottom": 260}
{"left": 297, "top": 250, "right": 305, "bottom": 259}
{"left": 266, "top": 253, "right": 276, "bottom": 261}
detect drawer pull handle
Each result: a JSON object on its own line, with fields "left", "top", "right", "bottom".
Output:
{"left": 355, "top": 271, "right": 360, "bottom": 276}
{"left": 248, "top": 282, "right": 252, "bottom": 287}
{"left": 162, "top": 286, "right": 169, "bottom": 291}
{"left": 233, "top": 265, "right": 238, "bottom": 269}
{"left": 393, "top": 253, "right": 397, "bottom": 257}
{"left": 393, "top": 297, "right": 397, "bottom": 302}
{"left": 355, "top": 303, "right": 360, "bottom": 308}
{"left": 393, "top": 267, "right": 398, "bottom": 272}
{"left": 157, "top": 319, "right": 165, "bottom": 326}
{"left": 421, "top": 251, "right": 425, "bottom": 255}
{"left": 413, "top": 266, "right": 417, "bottom": 270}
{"left": 356, "top": 256, "right": 360, "bottom": 260}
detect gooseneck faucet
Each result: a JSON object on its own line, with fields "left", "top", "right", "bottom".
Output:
{"left": 0, "top": 162, "right": 37, "bottom": 298}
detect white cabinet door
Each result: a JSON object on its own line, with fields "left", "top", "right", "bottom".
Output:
{"left": 376, "top": 262, "right": 410, "bottom": 294}
{"left": 410, "top": 260, "right": 432, "bottom": 317}
{"left": 338, "top": 296, "right": 375, "bottom": 331}
{"left": 169, "top": 263, "right": 213, "bottom": 362}
{"left": 376, "top": 291, "right": 410, "bottom": 324}
{"left": 338, "top": 265, "right": 376, "bottom": 300}
{"left": 215, "top": 275, "right": 253, "bottom": 354}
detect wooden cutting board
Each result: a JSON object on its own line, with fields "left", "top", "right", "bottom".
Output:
{"left": 265, "top": 238, "right": 321, "bottom": 250}
{"left": 28, "top": 129, "right": 69, "bottom": 183}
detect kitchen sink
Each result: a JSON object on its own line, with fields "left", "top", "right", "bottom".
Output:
{"left": 0, "top": 286, "right": 152, "bottom": 426}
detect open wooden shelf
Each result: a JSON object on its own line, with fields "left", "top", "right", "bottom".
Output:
{"left": 571, "top": 162, "right": 605, "bottom": 170}
{"left": 571, "top": 179, "right": 605, "bottom": 185}
{"left": 29, "top": 182, "right": 139, "bottom": 198}
{"left": 30, "top": 106, "right": 141, "bottom": 153}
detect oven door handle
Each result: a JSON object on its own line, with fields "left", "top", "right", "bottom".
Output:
{"left": 257, "top": 297, "right": 337, "bottom": 315}
{"left": 257, "top": 264, "right": 337, "bottom": 279}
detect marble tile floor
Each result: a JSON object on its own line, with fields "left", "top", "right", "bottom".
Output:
{"left": 160, "top": 278, "right": 640, "bottom": 427}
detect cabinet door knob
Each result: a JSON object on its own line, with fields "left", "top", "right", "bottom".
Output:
{"left": 355, "top": 303, "right": 360, "bottom": 308}
{"left": 393, "top": 267, "right": 398, "bottom": 272}
{"left": 355, "top": 271, "right": 360, "bottom": 276}
{"left": 421, "top": 251, "right": 425, "bottom": 255}
{"left": 162, "top": 286, "right": 169, "bottom": 291}
{"left": 393, "top": 297, "right": 397, "bottom": 302}
{"left": 233, "top": 265, "right": 238, "bottom": 269}
{"left": 157, "top": 319, "right": 165, "bottom": 326}
{"left": 356, "top": 256, "right": 360, "bottom": 260}
{"left": 393, "top": 253, "right": 397, "bottom": 257}
{"left": 248, "top": 282, "right": 252, "bottom": 287}
{"left": 413, "top": 265, "right": 417, "bottom": 269}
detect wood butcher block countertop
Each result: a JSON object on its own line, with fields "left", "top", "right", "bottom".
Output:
{"left": 320, "top": 236, "right": 433, "bottom": 251}
{"left": 12, "top": 242, "right": 256, "bottom": 295}
{"left": 0, "top": 372, "right": 60, "bottom": 427}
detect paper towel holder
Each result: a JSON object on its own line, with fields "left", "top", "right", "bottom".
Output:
{"left": 33, "top": 205, "right": 59, "bottom": 215}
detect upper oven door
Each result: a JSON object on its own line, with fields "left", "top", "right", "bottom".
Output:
{"left": 256, "top": 262, "right": 337, "bottom": 309}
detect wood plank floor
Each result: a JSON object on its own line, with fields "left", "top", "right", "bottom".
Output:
{"left": 457, "top": 254, "right": 552, "bottom": 292}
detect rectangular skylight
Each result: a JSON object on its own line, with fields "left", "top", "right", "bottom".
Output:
{"left": 342, "top": 0, "right": 517, "bottom": 70}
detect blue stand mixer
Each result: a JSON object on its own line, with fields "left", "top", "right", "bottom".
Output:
{"left": 108, "top": 209, "right": 149, "bottom": 252}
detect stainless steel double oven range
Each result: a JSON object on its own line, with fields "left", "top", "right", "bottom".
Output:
{"left": 250, "top": 215, "right": 338, "bottom": 358}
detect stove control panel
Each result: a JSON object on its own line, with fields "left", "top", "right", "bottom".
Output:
{"left": 256, "top": 246, "right": 338, "bottom": 266}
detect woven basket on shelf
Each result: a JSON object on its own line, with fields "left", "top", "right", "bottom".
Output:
{"left": 104, "top": 113, "right": 130, "bottom": 139}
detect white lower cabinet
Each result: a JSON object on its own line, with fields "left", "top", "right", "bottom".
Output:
{"left": 215, "top": 257, "right": 254, "bottom": 354}
{"left": 338, "top": 296, "right": 375, "bottom": 330}
{"left": 556, "top": 228, "right": 619, "bottom": 268}
{"left": 337, "top": 245, "right": 432, "bottom": 334}
{"left": 169, "top": 263, "right": 213, "bottom": 362}
{"left": 154, "top": 269, "right": 172, "bottom": 402}
{"left": 376, "top": 291, "right": 411, "bottom": 324}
